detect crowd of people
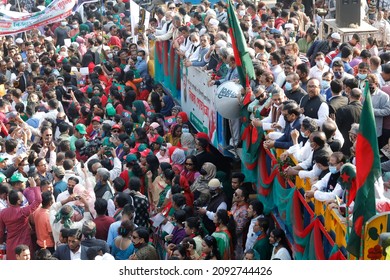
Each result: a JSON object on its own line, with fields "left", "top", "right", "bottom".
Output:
{"left": 0, "top": 0, "right": 390, "bottom": 261}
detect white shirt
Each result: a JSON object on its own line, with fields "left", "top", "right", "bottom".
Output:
{"left": 70, "top": 245, "right": 82, "bottom": 260}
{"left": 0, "top": 198, "right": 7, "bottom": 212}
{"left": 245, "top": 217, "right": 258, "bottom": 251}
{"left": 271, "top": 247, "right": 291, "bottom": 260}
{"left": 286, "top": 137, "right": 312, "bottom": 163}
{"left": 309, "top": 65, "right": 330, "bottom": 81}
{"left": 302, "top": 102, "right": 329, "bottom": 127}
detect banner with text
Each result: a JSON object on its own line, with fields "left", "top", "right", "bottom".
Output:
{"left": 0, "top": 0, "right": 76, "bottom": 35}
{"left": 181, "top": 67, "right": 225, "bottom": 149}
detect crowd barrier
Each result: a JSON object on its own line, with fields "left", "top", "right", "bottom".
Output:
{"left": 152, "top": 43, "right": 389, "bottom": 260}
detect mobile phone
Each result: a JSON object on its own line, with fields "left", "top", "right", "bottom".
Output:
{"left": 80, "top": 160, "right": 85, "bottom": 169}
{"left": 75, "top": 195, "right": 81, "bottom": 200}
{"left": 67, "top": 87, "right": 72, "bottom": 93}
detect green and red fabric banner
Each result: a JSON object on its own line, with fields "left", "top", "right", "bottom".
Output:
{"left": 226, "top": 0, "right": 255, "bottom": 88}
{"left": 347, "top": 81, "right": 380, "bottom": 257}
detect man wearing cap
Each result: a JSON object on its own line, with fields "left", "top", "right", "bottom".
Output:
{"left": 198, "top": 178, "right": 228, "bottom": 234}
{"left": 69, "top": 124, "right": 87, "bottom": 151}
{"left": 307, "top": 32, "right": 340, "bottom": 67}
{"left": 0, "top": 178, "right": 42, "bottom": 260}
{"left": 0, "top": 156, "right": 21, "bottom": 178}
{"left": 90, "top": 116, "right": 103, "bottom": 140}
{"left": 9, "top": 173, "right": 29, "bottom": 207}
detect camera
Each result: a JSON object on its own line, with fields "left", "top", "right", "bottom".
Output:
{"left": 80, "top": 138, "right": 103, "bottom": 157}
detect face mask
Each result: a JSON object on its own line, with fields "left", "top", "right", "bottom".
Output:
{"left": 300, "top": 131, "right": 308, "bottom": 138}
{"left": 272, "top": 241, "right": 279, "bottom": 247}
{"left": 321, "top": 80, "right": 330, "bottom": 89}
{"left": 61, "top": 22, "right": 67, "bottom": 26}
{"left": 56, "top": 118, "right": 64, "bottom": 125}
{"left": 182, "top": 128, "right": 189, "bottom": 133}
{"left": 107, "top": 53, "right": 113, "bottom": 59}
{"left": 72, "top": 24, "right": 78, "bottom": 29}
{"left": 357, "top": 73, "right": 367, "bottom": 80}
{"left": 23, "top": 165, "right": 29, "bottom": 174}
{"left": 316, "top": 60, "right": 325, "bottom": 68}
{"left": 285, "top": 82, "right": 292, "bottom": 91}
{"left": 255, "top": 230, "right": 262, "bottom": 237}
{"left": 136, "top": 56, "right": 142, "bottom": 62}
{"left": 334, "top": 72, "right": 343, "bottom": 79}
{"left": 239, "top": 10, "right": 246, "bottom": 16}
{"left": 273, "top": 103, "right": 280, "bottom": 108}
{"left": 369, "top": 86, "right": 376, "bottom": 94}
{"left": 192, "top": 42, "right": 199, "bottom": 47}
{"left": 331, "top": 41, "right": 339, "bottom": 48}
{"left": 329, "top": 166, "right": 338, "bottom": 174}
{"left": 68, "top": 187, "right": 74, "bottom": 195}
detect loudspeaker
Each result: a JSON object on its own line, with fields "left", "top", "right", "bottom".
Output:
{"left": 336, "top": 0, "right": 361, "bottom": 27}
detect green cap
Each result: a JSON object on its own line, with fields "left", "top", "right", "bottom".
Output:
{"left": 106, "top": 103, "right": 116, "bottom": 117}
{"left": 0, "top": 173, "right": 6, "bottom": 183}
{"left": 10, "top": 173, "right": 28, "bottom": 183}
{"left": 0, "top": 157, "right": 8, "bottom": 163}
{"left": 154, "top": 136, "right": 164, "bottom": 145}
{"left": 75, "top": 124, "right": 87, "bottom": 135}
{"left": 125, "top": 154, "right": 138, "bottom": 163}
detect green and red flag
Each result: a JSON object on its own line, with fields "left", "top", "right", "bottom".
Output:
{"left": 346, "top": 81, "right": 380, "bottom": 258}
{"left": 226, "top": 0, "right": 255, "bottom": 90}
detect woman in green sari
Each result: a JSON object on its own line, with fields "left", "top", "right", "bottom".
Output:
{"left": 211, "top": 209, "right": 236, "bottom": 260}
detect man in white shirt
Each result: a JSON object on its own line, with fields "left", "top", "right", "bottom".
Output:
{"left": 309, "top": 52, "right": 330, "bottom": 81}
{"left": 245, "top": 200, "right": 264, "bottom": 252}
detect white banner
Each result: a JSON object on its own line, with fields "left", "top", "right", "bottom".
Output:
{"left": 0, "top": 0, "right": 77, "bottom": 35}
{"left": 130, "top": 0, "right": 140, "bottom": 37}
{"left": 181, "top": 67, "right": 219, "bottom": 147}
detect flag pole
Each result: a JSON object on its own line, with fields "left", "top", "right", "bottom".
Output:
{"left": 346, "top": 189, "right": 350, "bottom": 259}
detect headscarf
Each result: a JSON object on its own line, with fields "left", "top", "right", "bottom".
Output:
{"left": 108, "top": 36, "right": 122, "bottom": 49}
{"left": 132, "top": 100, "right": 146, "bottom": 118}
{"left": 190, "top": 162, "right": 216, "bottom": 197}
{"left": 160, "top": 95, "right": 175, "bottom": 117}
{"left": 181, "top": 132, "right": 195, "bottom": 155}
{"left": 171, "top": 105, "right": 182, "bottom": 115}
{"left": 171, "top": 148, "right": 186, "bottom": 165}
{"left": 177, "top": 112, "right": 189, "bottom": 123}
{"left": 53, "top": 205, "right": 74, "bottom": 229}
{"left": 201, "top": 162, "right": 217, "bottom": 181}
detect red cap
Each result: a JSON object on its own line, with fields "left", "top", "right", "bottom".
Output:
{"left": 140, "top": 148, "right": 151, "bottom": 158}
{"left": 111, "top": 124, "right": 121, "bottom": 130}
{"left": 196, "top": 132, "right": 210, "bottom": 142}
{"left": 92, "top": 116, "right": 102, "bottom": 123}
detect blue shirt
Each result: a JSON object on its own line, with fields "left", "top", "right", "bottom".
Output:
{"left": 135, "top": 59, "right": 148, "bottom": 79}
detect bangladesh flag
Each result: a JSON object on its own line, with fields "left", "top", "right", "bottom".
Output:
{"left": 226, "top": 0, "right": 255, "bottom": 89}
{"left": 346, "top": 81, "right": 380, "bottom": 258}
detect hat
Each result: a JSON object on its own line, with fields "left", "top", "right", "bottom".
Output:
{"left": 331, "top": 32, "right": 341, "bottom": 41}
{"left": 10, "top": 173, "right": 28, "bottom": 183}
{"left": 0, "top": 173, "right": 6, "bottom": 183}
{"left": 75, "top": 123, "right": 87, "bottom": 135}
{"left": 56, "top": 56, "right": 65, "bottom": 63}
{"left": 111, "top": 124, "right": 121, "bottom": 130}
{"left": 0, "top": 157, "right": 8, "bottom": 163}
{"left": 140, "top": 148, "right": 152, "bottom": 158}
{"left": 208, "top": 178, "right": 222, "bottom": 190}
{"left": 196, "top": 132, "right": 210, "bottom": 142}
{"left": 53, "top": 166, "right": 65, "bottom": 177}
{"left": 209, "top": 18, "right": 219, "bottom": 27}
{"left": 154, "top": 136, "right": 164, "bottom": 145}
{"left": 57, "top": 76, "right": 65, "bottom": 81}
{"left": 15, "top": 38, "right": 23, "bottom": 44}
{"left": 284, "top": 23, "right": 294, "bottom": 30}
{"left": 92, "top": 116, "right": 103, "bottom": 123}
{"left": 106, "top": 103, "right": 116, "bottom": 117}
{"left": 125, "top": 154, "right": 138, "bottom": 163}
{"left": 150, "top": 122, "right": 160, "bottom": 129}
{"left": 130, "top": 143, "right": 148, "bottom": 154}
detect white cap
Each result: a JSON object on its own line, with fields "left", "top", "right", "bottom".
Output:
{"left": 209, "top": 18, "right": 219, "bottom": 27}
{"left": 15, "top": 38, "right": 23, "bottom": 44}
{"left": 284, "top": 23, "right": 294, "bottom": 30}
{"left": 331, "top": 32, "right": 341, "bottom": 41}
{"left": 208, "top": 178, "right": 222, "bottom": 190}
{"left": 44, "top": 36, "right": 53, "bottom": 42}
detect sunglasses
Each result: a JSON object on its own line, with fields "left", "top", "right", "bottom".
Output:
{"left": 112, "top": 130, "right": 119, "bottom": 133}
